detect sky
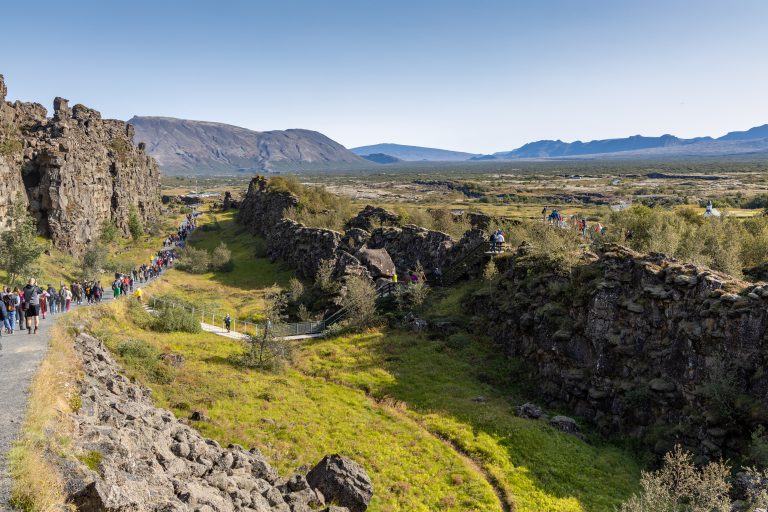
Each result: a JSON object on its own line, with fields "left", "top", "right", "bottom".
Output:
{"left": 2, "top": 0, "right": 767, "bottom": 154}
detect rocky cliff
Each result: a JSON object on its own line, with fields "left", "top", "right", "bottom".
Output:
{"left": 469, "top": 245, "right": 768, "bottom": 461}
{"left": 0, "top": 74, "right": 160, "bottom": 254}
{"left": 65, "top": 331, "right": 373, "bottom": 512}
{"left": 236, "top": 178, "right": 488, "bottom": 283}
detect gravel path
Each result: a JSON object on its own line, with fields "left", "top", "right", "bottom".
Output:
{"left": 0, "top": 291, "right": 121, "bottom": 509}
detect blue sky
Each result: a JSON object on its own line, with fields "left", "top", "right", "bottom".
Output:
{"left": 2, "top": 0, "right": 767, "bottom": 153}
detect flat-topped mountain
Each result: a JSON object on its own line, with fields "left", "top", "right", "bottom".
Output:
{"left": 486, "top": 125, "right": 768, "bottom": 160}
{"left": 493, "top": 134, "right": 713, "bottom": 159}
{"left": 130, "top": 116, "right": 368, "bottom": 174}
{"left": 350, "top": 143, "right": 480, "bottom": 162}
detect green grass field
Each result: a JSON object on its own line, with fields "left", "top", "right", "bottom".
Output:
{"left": 77, "top": 210, "right": 643, "bottom": 511}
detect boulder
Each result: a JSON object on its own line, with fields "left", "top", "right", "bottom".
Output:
{"left": 355, "top": 247, "right": 395, "bottom": 279}
{"left": 514, "top": 403, "right": 543, "bottom": 420}
{"left": 306, "top": 455, "right": 373, "bottom": 512}
{"left": 347, "top": 205, "right": 399, "bottom": 231}
{"left": 340, "top": 228, "right": 371, "bottom": 253}
{"left": 548, "top": 416, "right": 580, "bottom": 436}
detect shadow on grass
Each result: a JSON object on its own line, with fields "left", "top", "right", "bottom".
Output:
{"left": 364, "top": 330, "right": 639, "bottom": 509}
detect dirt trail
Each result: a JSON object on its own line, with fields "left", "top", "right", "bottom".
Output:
{"left": 0, "top": 295, "right": 99, "bottom": 508}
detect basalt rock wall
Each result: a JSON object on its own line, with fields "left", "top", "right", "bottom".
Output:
{"left": 64, "top": 331, "right": 372, "bottom": 511}
{"left": 237, "top": 179, "right": 489, "bottom": 281}
{"left": 468, "top": 244, "right": 768, "bottom": 461}
{"left": 0, "top": 74, "right": 160, "bottom": 254}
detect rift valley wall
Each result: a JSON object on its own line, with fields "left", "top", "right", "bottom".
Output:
{"left": 236, "top": 178, "right": 487, "bottom": 283}
{"left": 237, "top": 178, "right": 768, "bottom": 461}
{"left": 0, "top": 74, "right": 160, "bottom": 254}
{"left": 469, "top": 245, "right": 768, "bottom": 461}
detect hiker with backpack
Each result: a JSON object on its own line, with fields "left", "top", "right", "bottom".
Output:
{"left": 224, "top": 314, "right": 231, "bottom": 333}
{"left": 4, "top": 288, "right": 16, "bottom": 333}
{"left": 22, "top": 279, "right": 43, "bottom": 334}
{"left": 47, "top": 284, "right": 57, "bottom": 314}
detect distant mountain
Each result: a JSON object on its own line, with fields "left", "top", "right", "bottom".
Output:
{"left": 129, "top": 116, "right": 368, "bottom": 174}
{"left": 360, "top": 153, "right": 402, "bottom": 164}
{"left": 488, "top": 125, "right": 768, "bottom": 161}
{"left": 718, "top": 124, "right": 768, "bottom": 141}
{"left": 494, "top": 134, "right": 713, "bottom": 159}
{"left": 351, "top": 143, "right": 480, "bottom": 162}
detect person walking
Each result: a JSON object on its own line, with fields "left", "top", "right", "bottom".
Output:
{"left": 61, "top": 285, "right": 72, "bottom": 312}
{"left": 224, "top": 313, "right": 231, "bottom": 333}
{"left": 4, "top": 288, "right": 16, "bottom": 333}
{"left": 22, "top": 279, "right": 43, "bottom": 334}
{"left": 47, "top": 284, "right": 57, "bottom": 314}
{"left": 39, "top": 288, "right": 47, "bottom": 319}
{"left": 15, "top": 287, "right": 25, "bottom": 333}
{"left": 58, "top": 284, "right": 66, "bottom": 313}
{"left": 0, "top": 294, "right": 7, "bottom": 338}
{"left": 134, "top": 287, "right": 143, "bottom": 303}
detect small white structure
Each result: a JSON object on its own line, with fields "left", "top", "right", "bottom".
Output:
{"left": 703, "top": 201, "right": 721, "bottom": 218}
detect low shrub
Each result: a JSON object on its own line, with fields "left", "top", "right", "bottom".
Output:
{"left": 341, "top": 276, "right": 378, "bottom": 328}
{"left": 115, "top": 339, "right": 176, "bottom": 384}
{"left": 211, "top": 242, "right": 234, "bottom": 272}
{"left": 128, "top": 206, "right": 143, "bottom": 241}
{"left": 151, "top": 302, "right": 202, "bottom": 334}
{"left": 99, "top": 219, "right": 120, "bottom": 243}
{"left": 619, "top": 445, "right": 731, "bottom": 512}
{"left": 176, "top": 246, "right": 211, "bottom": 274}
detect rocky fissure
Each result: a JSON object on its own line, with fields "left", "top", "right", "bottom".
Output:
{"left": 469, "top": 244, "right": 768, "bottom": 461}
{"left": 236, "top": 178, "right": 489, "bottom": 284}
{"left": 63, "top": 332, "right": 373, "bottom": 511}
{"left": 0, "top": 74, "right": 160, "bottom": 254}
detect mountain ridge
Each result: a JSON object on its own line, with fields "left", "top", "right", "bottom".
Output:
{"left": 350, "top": 143, "right": 480, "bottom": 162}
{"left": 129, "top": 116, "right": 368, "bottom": 174}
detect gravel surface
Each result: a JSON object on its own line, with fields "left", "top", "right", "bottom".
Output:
{"left": 0, "top": 290, "right": 121, "bottom": 509}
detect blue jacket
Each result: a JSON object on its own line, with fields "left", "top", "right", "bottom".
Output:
{"left": 0, "top": 298, "right": 7, "bottom": 320}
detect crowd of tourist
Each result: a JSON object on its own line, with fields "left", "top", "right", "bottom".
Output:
{"left": 0, "top": 214, "right": 195, "bottom": 337}
{"left": 543, "top": 207, "right": 607, "bottom": 238}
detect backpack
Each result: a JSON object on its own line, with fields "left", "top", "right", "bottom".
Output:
{"left": 3, "top": 295, "right": 13, "bottom": 312}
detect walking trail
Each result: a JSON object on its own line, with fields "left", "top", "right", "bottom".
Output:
{"left": 0, "top": 287, "right": 124, "bottom": 510}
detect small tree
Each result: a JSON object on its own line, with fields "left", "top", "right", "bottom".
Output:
{"left": 128, "top": 206, "right": 143, "bottom": 241}
{"left": 81, "top": 242, "right": 106, "bottom": 281}
{"left": 315, "top": 258, "right": 339, "bottom": 294}
{"left": 240, "top": 293, "right": 292, "bottom": 370}
{"left": 100, "top": 218, "right": 119, "bottom": 243}
{"left": 287, "top": 277, "right": 305, "bottom": 302}
{"left": 482, "top": 260, "right": 499, "bottom": 292}
{"left": 211, "top": 242, "right": 233, "bottom": 272}
{"left": 0, "top": 200, "right": 46, "bottom": 285}
{"left": 176, "top": 246, "right": 211, "bottom": 274}
{"left": 341, "top": 276, "right": 377, "bottom": 328}
{"left": 619, "top": 446, "right": 731, "bottom": 512}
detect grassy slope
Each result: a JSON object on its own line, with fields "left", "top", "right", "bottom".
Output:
{"left": 88, "top": 210, "right": 639, "bottom": 511}
{"left": 297, "top": 302, "right": 641, "bottom": 510}
{"left": 0, "top": 212, "right": 184, "bottom": 288}
{"left": 144, "top": 211, "right": 294, "bottom": 323}
{"left": 14, "top": 205, "right": 641, "bottom": 511}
